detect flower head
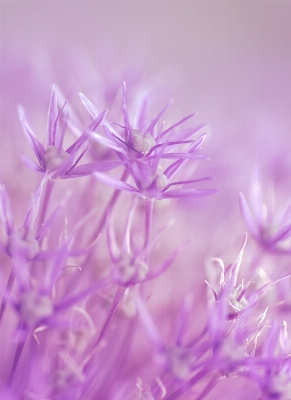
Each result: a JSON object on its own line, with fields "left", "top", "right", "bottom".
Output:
{"left": 18, "top": 86, "right": 122, "bottom": 179}
{"left": 239, "top": 173, "right": 291, "bottom": 254}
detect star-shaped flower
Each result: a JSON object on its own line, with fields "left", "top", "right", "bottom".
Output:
{"left": 18, "top": 86, "right": 123, "bottom": 179}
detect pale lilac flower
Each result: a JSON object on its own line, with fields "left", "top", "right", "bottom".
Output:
{"left": 94, "top": 157, "right": 217, "bottom": 201}
{"left": 107, "top": 198, "right": 187, "bottom": 286}
{"left": 239, "top": 174, "right": 291, "bottom": 254}
{"left": 18, "top": 87, "right": 122, "bottom": 179}
{"left": 80, "top": 83, "right": 205, "bottom": 162}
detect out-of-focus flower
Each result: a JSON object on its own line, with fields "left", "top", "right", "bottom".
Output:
{"left": 0, "top": 183, "right": 41, "bottom": 261}
{"left": 239, "top": 174, "right": 291, "bottom": 254}
{"left": 107, "top": 199, "right": 186, "bottom": 286}
{"left": 250, "top": 322, "right": 291, "bottom": 400}
{"left": 205, "top": 234, "right": 248, "bottom": 323}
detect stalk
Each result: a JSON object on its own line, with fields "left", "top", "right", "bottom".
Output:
{"left": 8, "top": 332, "right": 27, "bottom": 384}
{"left": 95, "top": 286, "right": 126, "bottom": 346}
{"left": 82, "top": 286, "right": 126, "bottom": 369}
{"left": 89, "top": 169, "right": 129, "bottom": 245}
{"left": 38, "top": 178, "right": 55, "bottom": 230}
{"left": 165, "top": 367, "right": 210, "bottom": 400}
{"left": 145, "top": 198, "right": 154, "bottom": 249}
{"left": 195, "top": 375, "right": 220, "bottom": 400}
{"left": 0, "top": 265, "right": 15, "bottom": 323}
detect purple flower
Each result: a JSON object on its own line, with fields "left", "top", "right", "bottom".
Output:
{"left": 107, "top": 198, "right": 186, "bottom": 286}
{"left": 18, "top": 86, "right": 122, "bottom": 179}
{"left": 239, "top": 174, "right": 291, "bottom": 254}
{"left": 94, "top": 156, "right": 217, "bottom": 201}
{"left": 0, "top": 180, "right": 44, "bottom": 261}
{"left": 205, "top": 234, "right": 248, "bottom": 323}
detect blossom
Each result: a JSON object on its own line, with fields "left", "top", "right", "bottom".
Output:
{"left": 106, "top": 198, "right": 187, "bottom": 287}
{"left": 94, "top": 154, "right": 217, "bottom": 201}
{"left": 18, "top": 87, "right": 123, "bottom": 179}
{"left": 239, "top": 174, "right": 291, "bottom": 254}
{"left": 80, "top": 83, "right": 206, "bottom": 162}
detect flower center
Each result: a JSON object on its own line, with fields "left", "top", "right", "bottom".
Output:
{"left": 227, "top": 289, "right": 248, "bottom": 319}
{"left": 140, "top": 165, "right": 168, "bottom": 194}
{"left": 114, "top": 252, "right": 148, "bottom": 284}
{"left": 269, "top": 372, "right": 291, "bottom": 399}
{"left": 19, "top": 290, "right": 53, "bottom": 327}
{"left": 43, "top": 145, "right": 70, "bottom": 173}
{"left": 131, "top": 129, "right": 156, "bottom": 155}
{"left": 7, "top": 228, "right": 39, "bottom": 260}
{"left": 165, "top": 346, "right": 195, "bottom": 379}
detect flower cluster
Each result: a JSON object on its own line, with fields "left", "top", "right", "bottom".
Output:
{"left": 0, "top": 77, "right": 290, "bottom": 400}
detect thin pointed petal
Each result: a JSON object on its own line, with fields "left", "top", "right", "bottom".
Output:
{"left": 23, "top": 177, "right": 47, "bottom": 231}
{"left": 123, "top": 197, "right": 139, "bottom": 253}
{"left": 107, "top": 212, "right": 120, "bottom": 261}
{"left": 47, "top": 85, "right": 58, "bottom": 146}
{"left": 64, "top": 161, "right": 124, "bottom": 178}
{"left": 123, "top": 82, "right": 132, "bottom": 142}
{"left": 94, "top": 171, "right": 140, "bottom": 195}
{"left": 55, "top": 279, "right": 108, "bottom": 312}
{"left": 92, "top": 128, "right": 127, "bottom": 155}
{"left": 228, "top": 233, "right": 247, "bottom": 288}
{"left": 137, "top": 298, "right": 164, "bottom": 350}
{"left": 176, "top": 293, "right": 194, "bottom": 346}
{"left": 36, "top": 191, "right": 71, "bottom": 242}
{"left": 18, "top": 105, "right": 45, "bottom": 163}
{"left": 271, "top": 223, "right": 291, "bottom": 245}
{"left": 239, "top": 193, "right": 260, "bottom": 239}
{"left": 0, "top": 184, "right": 14, "bottom": 235}
{"left": 147, "top": 239, "right": 191, "bottom": 281}
{"left": 79, "top": 92, "right": 100, "bottom": 118}
{"left": 79, "top": 92, "right": 120, "bottom": 137}
{"left": 161, "top": 188, "right": 219, "bottom": 199}
{"left": 21, "top": 155, "right": 44, "bottom": 174}
{"left": 66, "top": 110, "right": 107, "bottom": 156}
{"left": 160, "top": 112, "right": 197, "bottom": 137}
{"left": 157, "top": 153, "right": 208, "bottom": 160}
{"left": 145, "top": 100, "right": 173, "bottom": 134}
{"left": 135, "top": 92, "right": 150, "bottom": 131}
{"left": 162, "top": 177, "right": 212, "bottom": 192}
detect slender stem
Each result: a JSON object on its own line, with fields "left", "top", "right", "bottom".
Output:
{"left": 188, "top": 326, "right": 208, "bottom": 348}
{"left": 95, "top": 286, "right": 125, "bottom": 346}
{"left": 0, "top": 265, "right": 15, "bottom": 323}
{"left": 82, "top": 286, "right": 126, "bottom": 369}
{"left": 38, "top": 178, "right": 55, "bottom": 230}
{"left": 145, "top": 198, "right": 154, "bottom": 249}
{"left": 195, "top": 375, "right": 220, "bottom": 400}
{"left": 89, "top": 169, "right": 129, "bottom": 244}
{"left": 8, "top": 332, "right": 26, "bottom": 384}
{"left": 165, "top": 367, "right": 209, "bottom": 400}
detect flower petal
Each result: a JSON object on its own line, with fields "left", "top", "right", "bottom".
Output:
{"left": 160, "top": 112, "right": 197, "bottom": 138}
{"left": 161, "top": 188, "right": 219, "bottom": 199}
{"left": 18, "top": 105, "right": 46, "bottom": 163}
{"left": 64, "top": 161, "right": 124, "bottom": 178}
{"left": 94, "top": 171, "right": 140, "bottom": 195}
{"left": 122, "top": 82, "right": 133, "bottom": 143}
{"left": 0, "top": 184, "right": 14, "bottom": 235}
{"left": 239, "top": 193, "right": 260, "bottom": 239}
{"left": 21, "top": 155, "right": 44, "bottom": 174}
{"left": 66, "top": 110, "right": 107, "bottom": 156}
{"left": 47, "top": 85, "right": 59, "bottom": 146}
{"left": 145, "top": 100, "right": 173, "bottom": 134}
